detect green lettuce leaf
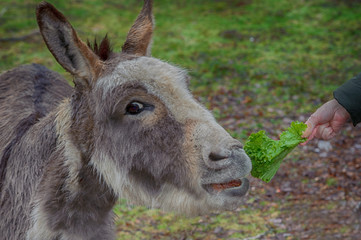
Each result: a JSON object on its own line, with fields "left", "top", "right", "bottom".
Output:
{"left": 244, "top": 121, "right": 307, "bottom": 183}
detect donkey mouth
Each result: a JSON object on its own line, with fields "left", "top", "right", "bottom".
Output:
{"left": 203, "top": 178, "right": 249, "bottom": 197}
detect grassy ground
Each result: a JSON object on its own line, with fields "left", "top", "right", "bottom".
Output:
{"left": 1, "top": 0, "right": 361, "bottom": 239}
{"left": 2, "top": 0, "right": 361, "bottom": 107}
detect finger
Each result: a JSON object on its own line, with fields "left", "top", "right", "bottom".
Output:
{"left": 301, "top": 127, "right": 318, "bottom": 145}
{"left": 303, "top": 118, "right": 315, "bottom": 138}
{"left": 330, "top": 116, "right": 348, "bottom": 134}
{"left": 315, "top": 123, "right": 334, "bottom": 140}
{"left": 303, "top": 112, "right": 324, "bottom": 137}
{"left": 321, "top": 126, "right": 336, "bottom": 140}
{"left": 314, "top": 123, "right": 327, "bottom": 139}
{"left": 308, "top": 127, "right": 317, "bottom": 141}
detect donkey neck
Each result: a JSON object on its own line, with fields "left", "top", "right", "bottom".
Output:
{"left": 29, "top": 99, "right": 117, "bottom": 239}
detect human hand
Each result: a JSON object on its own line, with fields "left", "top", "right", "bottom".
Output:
{"left": 302, "top": 99, "right": 350, "bottom": 143}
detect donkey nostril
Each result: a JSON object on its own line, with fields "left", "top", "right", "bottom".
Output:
{"left": 209, "top": 152, "right": 228, "bottom": 161}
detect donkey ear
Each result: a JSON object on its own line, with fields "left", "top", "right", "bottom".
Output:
{"left": 122, "top": 0, "right": 154, "bottom": 56}
{"left": 36, "top": 2, "right": 101, "bottom": 86}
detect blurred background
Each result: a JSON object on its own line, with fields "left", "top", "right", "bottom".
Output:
{"left": 1, "top": 0, "right": 361, "bottom": 239}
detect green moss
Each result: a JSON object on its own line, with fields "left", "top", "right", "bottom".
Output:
{"left": 113, "top": 199, "right": 276, "bottom": 239}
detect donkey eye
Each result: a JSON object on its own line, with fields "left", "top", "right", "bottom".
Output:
{"left": 126, "top": 102, "right": 144, "bottom": 115}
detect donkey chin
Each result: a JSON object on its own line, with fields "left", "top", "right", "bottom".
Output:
{"left": 92, "top": 149, "right": 251, "bottom": 216}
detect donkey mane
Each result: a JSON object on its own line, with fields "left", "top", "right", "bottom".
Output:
{"left": 87, "top": 35, "right": 112, "bottom": 61}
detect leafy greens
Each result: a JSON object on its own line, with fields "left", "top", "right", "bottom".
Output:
{"left": 244, "top": 121, "right": 307, "bottom": 183}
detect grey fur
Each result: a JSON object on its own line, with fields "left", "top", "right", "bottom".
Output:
{"left": 0, "top": 64, "right": 72, "bottom": 239}
{"left": 0, "top": 1, "right": 252, "bottom": 240}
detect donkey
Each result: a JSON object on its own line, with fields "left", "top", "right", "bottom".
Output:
{"left": 0, "top": 1, "right": 252, "bottom": 239}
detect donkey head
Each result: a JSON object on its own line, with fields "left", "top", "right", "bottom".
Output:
{"left": 36, "top": 0, "right": 251, "bottom": 215}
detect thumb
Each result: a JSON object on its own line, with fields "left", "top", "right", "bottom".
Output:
{"left": 303, "top": 117, "right": 316, "bottom": 138}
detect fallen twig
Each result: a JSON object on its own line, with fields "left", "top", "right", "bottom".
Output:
{"left": 0, "top": 29, "right": 40, "bottom": 42}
